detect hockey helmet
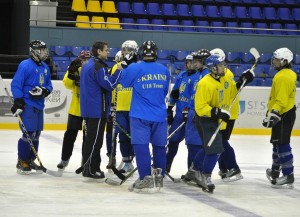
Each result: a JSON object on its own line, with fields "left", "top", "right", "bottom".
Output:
{"left": 141, "top": 40, "right": 158, "bottom": 60}
{"left": 121, "top": 40, "right": 139, "bottom": 55}
{"left": 79, "top": 50, "right": 91, "bottom": 59}
{"left": 210, "top": 48, "right": 226, "bottom": 59}
{"left": 29, "top": 40, "right": 49, "bottom": 62}
{"left": 272, "top": 47, "right": 293, "bottom": 64}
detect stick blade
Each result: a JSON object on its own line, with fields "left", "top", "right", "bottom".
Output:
{"left": 45, "top": 169, "right": 63, "bottom": 177}
{"left": 249, "top": 48, "right": 260, "bottom": 59}
{"left": 105, "top": 178, "right": 121, "bottom": 186}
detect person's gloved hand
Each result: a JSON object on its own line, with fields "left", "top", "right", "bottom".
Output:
{"left": 167, "top": 106, "right": 174, "bottom": 126}
{"left": 182, "top": 107, "right": 189, "bottom": 123}
{"left": 67, "top": 58, "right": 82, "bottom": 80}
{"left": 11, "top": 98, "right": 25, "bottom": 117}
{"left": 236, "top": 68, "right": 255, "bottom": 89}
{"left": 262, "top": 110, "right": 281, "bottom": 128}
{"left": 211, "top": 107, "right": 231, "bottom": 122}
{"left": 29, "top": 86, "right": 50, "bottom": 99}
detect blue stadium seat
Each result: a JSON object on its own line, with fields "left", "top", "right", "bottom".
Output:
{"left": 191, "top": 5, "right": 205, "bottom": 18}
{"left": 51, "top": 46, "right": 70, "bottom": 56}
{"left": 255, "top": 23, "right": 269, "bottom": 34}
{"left": 206, "top": 5, "right": 220, "bottom": 18}
{"left": 121, "top": 18, "right": 135, "bottom": 29}
{"left": 70, "top": 46, "right": 85, "bottom": 57}
{"left": 54, "top": 60, "right": 71, "bottom": 72}
{"left": 211, "top": 21, "right": 225, "bottom": 33}
{"left": 162, "top": 3, "right": 176, "bottom": 16}
{"left": 249, "top": 7, "right": 264, "bottom": 19}
{"left": 137, "top": 19, "right": 150, "bottom": 30}
{"left": 283, "top": 0, "right": 296, "bottom": 4}
{"left": 220, "top": 6, "right": 234, "bottom": 18}
{"left": 132, "top": 2, "right": 146, "bottom": 15}
{"left": 166, "top": 20, "right": 180, "bottom": 31}
{"left": 270, "top": 23, "right": 284, "bottom": 35}
{"left": 263, "top": 78, "right": 273, "bottom": 87}
{"left": 177, "top": 4, "right": 191, "bottom": 17}
{"left": 256, "top": 0, "right": 270, "bottom": 3}
{"left": 242, "top": 0, "right": 256, "bottom": 3}
{"left": 172, "top": 50, "right": 190, "bottom": 61}
{"left": 292, "top": 65, "right": 300, "bottom": 74}
{"left": 196, "top": 21, "right": 210, "bottom": 32}
{"left": 254, "top": 65, "right": 267, "bottom": 77}
{"left": 174, "top": 61, "right": 185, "bottom": 71}
{"left": 260, "top": 53, "right": 272, "bottom": 63}
{"left": 264, "top": 7, "right": 276, "bottom": 20}
{"left": 226, "top": 22, "right": 239, "bottom": 33}
{"left": 249, "top": 77, "right": 264, "bottom": 86}
{"left": 108, "top": 48, "right": 120, "bottom": 59}
{"left": 235, "top": 6, "right": 248, "bottom": 19}
{"left": 292, "top": 8, "right": 300, "bottom": 21}
{"left": 270, "top": 0, "right": 283, "bottom": 3}
{"left": 157, "top": 49, "right": 171, "bottom": 60}
{"left": 241, "top": 52, "right": 254, "bottom": 63}
{"left": 182, "top": 20, "right": 195, "bottom": 32}
{"left": 234, "top": 65, "right": 248, "bottom": 76}
{"left": 117, "top": 2, "right": 131, "bottom": 14}
{"left": 240, "top": 22, "right": 254, "bottom": 34}
{"left": 265, "top": 66, "right": 277, "bottom": 77}
{"left": 293, "top": 54, "right": 300, "bottom": 64}
{"left": 277, "top": 8, "right": 292, "bottom": 20}
{"left": 229, "top": 0, "right": 242, "bottom": 2}
{"left": 147, "top": 3, "right": 161, "bottom": 15}
{"left": 226, "top": 52, "right": 240, "bottom": 62}
{"left": 151, "top": 19, "right": 164, "bottom": 31}
{"left": 285, "top": 23, "right": 298, "bottom": 35}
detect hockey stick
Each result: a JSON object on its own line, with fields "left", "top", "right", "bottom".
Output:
{"left": 207, "top": 48, "right": 260, "bottom": 147}
{"left": 0, "top": 75, "right": 62, "bottom": 177}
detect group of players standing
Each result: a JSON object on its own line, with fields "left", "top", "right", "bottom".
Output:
{"left": 10, "top": 38, "right": 297, "bottom": 193}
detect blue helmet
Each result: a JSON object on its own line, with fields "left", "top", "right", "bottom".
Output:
{"left": 205, "top": 55, "right": 225, "bottom": 69}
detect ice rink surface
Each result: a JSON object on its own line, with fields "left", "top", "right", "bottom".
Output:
{"left": 0, "top": 130, "right": 299, "bottom": 217}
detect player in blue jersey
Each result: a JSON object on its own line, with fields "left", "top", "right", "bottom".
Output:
{"left": 118, "top": 41, "right": 170, "bottom": 192}
{"left": 166, "top": 54, "right": 193, "bottom": 173}
{"left": 11, "top": 40, "right": 53, "bottom": 175}
{"left": 181, "top": 49, "right": 211, "bottom": 185}
{"left": 80, "top": 41, "right": 122, "bottom": 180}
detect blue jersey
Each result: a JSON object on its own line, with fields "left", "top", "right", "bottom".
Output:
{"left": 169, "top": 71, "right": 190, "bottom": 116}
{"left": 187, "top": 68, "right": 209, "bottom": 111}
{"left": 119, "top": 61, "right": 170, "bottom": 122}
{"left": 11, "top": 58, "right": 53, "bottom": 110}
{"left": 80, "top": 57, "right": 121, "bottom": 118}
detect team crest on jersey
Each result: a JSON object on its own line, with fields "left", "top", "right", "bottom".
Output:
{"left": 39, "top": 73, "right": 44, "bottom": 86}
{"left": 179, "top": 82, "right": 186, "bottom": 93}
{"left": 219, "top": 89, "right": 224, "bottom": 102}
{"left": 224, "top": 81, "right": 229, "bottom": 89}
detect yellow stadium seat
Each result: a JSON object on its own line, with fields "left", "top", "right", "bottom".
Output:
{"left": 72, "top": 0, "right": 87, "bottom": 12}
{"left": 106, "top": 17, "right": 122, "bottom": 29}
{"left": 87, "top": 0, "right": 101, "bottom": 13}
{"left": 75, "top": 15, "right": 91, "bottom": 28}
{"left": 102, "top": 1, "right": 117, "bottom": 13}
{"left": 91, "top": 16, "right": 105, "bottom": 28}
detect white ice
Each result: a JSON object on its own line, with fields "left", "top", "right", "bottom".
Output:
{"left": 0, "top": 130, "right": 299, "bottom": 217}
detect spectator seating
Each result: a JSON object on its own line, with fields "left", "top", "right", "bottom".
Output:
{"left": 132, "top": 2, "right": 146, "bottom": 15}
{"left": 75, "top": 15, "right": 90, "bottom": 28}
{"left": 152, "top": 19, "right": 164, "bottom": 31}
{"left": 72, "top": 0, "right": 86, "bottom": 12}
{"left": 101, "top": 1, "right": 117, "bottom": 13}
{"left": 87, "top": 0, "right": 101, "bottom": 13}
{"left": 117, "top": 2, "right": 131, "bottom": 14}
{"left": 147, "top": 3, "right": 161, "bottom": 15}
{"left": 106, "top": 17, "right": 121, "bottom": 29}
{"left": 91, "top": 16, "right": 105, "bottom": 28}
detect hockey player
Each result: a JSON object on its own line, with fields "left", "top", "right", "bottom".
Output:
{"left": 210, "top": 48, "right": 243, "bottom": 182}
{"left": 11, "top": 40, "right": 53, "bottom": 175}
{"left": 194, "top": 55, "right": 254, "bottom": 192}
{"left": 181, "top": 49, "right": 211, "bottom": 186}
{"left": 114, "top": 40, "right": 139, "bottom": 173}
{"left": 80, "top": 41, "right": 121, "bottom": 180}
{"left": 263, "top": 47, "right": 296, "bottom": 189}
{"left": 57, "top": 50, "right": 91, "bottom": 170}
{"left": 166, "top": 54, "right": 193, "bottom": 173}
{"left": 118, "top": 41, "right": 170, "bottom": 192}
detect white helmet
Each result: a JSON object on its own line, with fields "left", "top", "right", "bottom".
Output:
{"left": 121, "top": 40, "right": 138, "bottom": 55}
{"left": 185, "top": 54, "right": 193, "bottom": 61}
{"left": 210, "top": 48, "right": 226, "bottom": 59}
{"left": 113, "top": 50, "right": 122, "bottom": 63}
{"left": 273, "top": 47, "right": 293, "bottom": 64}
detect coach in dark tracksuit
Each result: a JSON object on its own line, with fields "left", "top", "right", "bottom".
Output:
{"left": 80, "top": 41, "right": 121, "bottom": 180}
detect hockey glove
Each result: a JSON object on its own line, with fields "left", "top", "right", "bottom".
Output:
{"left": 170, "top": 89, "right": 180, "bottom": 101}
{"left": 11, "top": 98, "right": 25, "bottom": 117}
{"left": 211, "top": 107, "right": 231, "bottom": 122}
{"left": 121, "top": 52, "right": 137, "bottom": 69}
{"left": 182, "top": 107, "right": 189, "bottom": 123}
{"left": 29, "top": 86, "right": 50, "bottom": 99}
{"left": 67, "top": 58, "right": 82, "bottom": 80}
{"left": 236, "top": 68, "right": 255, "bottom": 89}
{"left": 262, "top": 110, "right": 281, "bottom": 128}
{"left": 167, "top": 105, "right": 174, "bottom": 126}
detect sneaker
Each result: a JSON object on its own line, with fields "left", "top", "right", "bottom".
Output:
{"left": 266, "top": 168, "right": 280, "bottom": 183}
{"left": 128, "top": 176, "right": 155, "bottom": 193}
{"left": 184, "top": 168, "right": 203, "bottom": 186}
{"left": 223, "top": 168, "right": 243, "bottom": 182}
{"left": 119, "top": 162, "right": 134, "bottom": 173}
{"left": 153, "top": 168, "right": 163, "bottom": 188}
{"left": 16, "top": 159, "right": 31, "bottom": 175}
{"left": 57, "top": 159, "right": 69, "bottom": 170}
{"left": 29, "top": 159, "right": 43, "bottom": 173}
{"left": 271, "top": 174, "right": 294, "bottom": 189}
{"left": 106, "top": 156, "right": 116, "bottom": 169}
{"left": 202, "top": 173, "right": 215, "bottom": 193}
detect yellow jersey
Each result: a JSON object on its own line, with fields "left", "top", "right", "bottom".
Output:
{"left": 224, "top": 68, "right": 239, "bottom": 120}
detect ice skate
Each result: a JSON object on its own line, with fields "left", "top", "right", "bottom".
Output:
{"left": 181, "top": 168, "right": 204, "bottom": 188}
{"left": 202, "top": 173, "right": 215, "bottom": 193}
{"left": 29, "top": 159, "right": 43, "bottom": 174}
{"left": 57, "top": 159, "right": 69, "bottom": 170}
{"left": 83, "top": 170, "right": 105, "bottom": 182}
{"left": 153, "top": 168, "right": 163, "bottom": 189}
{"left": 128, "top": 176, "right": 157, "bottom": 193}
{"left": 271, "top": 174, "right": 294, "bottom": 189}
{"left": 222, "top": 168, "right": 243, "bottom": 182}
{"left": 218, "top": 169, "right": 228, "bottom": 179}
{"left": 16, "top": 159, "right": 31, "bottom": 175}
{"left": 266, "top": 168, "right": 280, "bottom": 183}
{"left": 106, "top": 156, "right": 116, "bottom": 170}
{"left": 118, "top": 162, "right": 134, "bottom": 174}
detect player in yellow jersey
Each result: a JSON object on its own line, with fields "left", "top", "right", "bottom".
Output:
{"left": 263, "top": 48, "right": 296, "bottom": 189}
{"left": 57, "top": 50, "right": 91, "bottom": 170}
{"left": 210, "top": 48, "right": 243, "bottom": 182}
